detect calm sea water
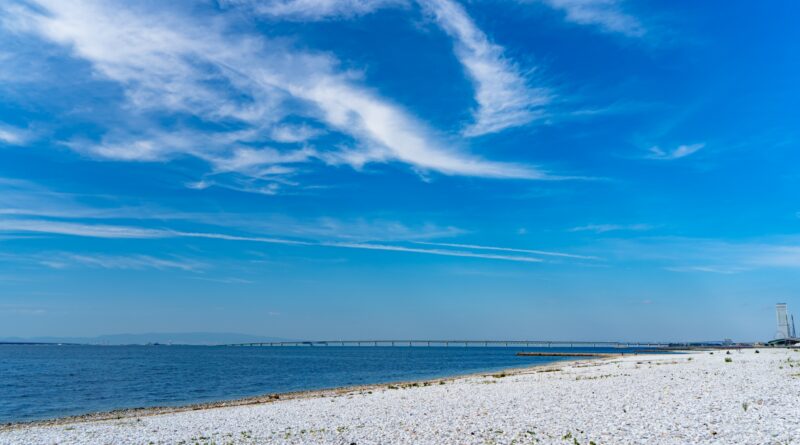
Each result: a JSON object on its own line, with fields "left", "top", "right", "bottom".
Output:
{"left": 0, "top": 345, "right": 640, "bottom": 423}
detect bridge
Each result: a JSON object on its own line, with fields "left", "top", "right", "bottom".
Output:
{"left": 226, "top": 340, "right": 674, "bottom": 348}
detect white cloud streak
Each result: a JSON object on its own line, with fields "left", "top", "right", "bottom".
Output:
{"left": 646, "top": 143, "right": 705, "bottom": 160}
{"left": 270, "top": 124, "right": 324, "bottom": 143}
{"left": 39, "top": 253, "right": 203, "bottom": 272}
{"left": 748, "top": 246, "right": 800, "bottom": 270}
{"left": 0, "top": 124, "right": 31, "bottom": 145}
{"left": 0, "top": 219, "right": 168, "bottom": 239}
{"left": 0, "top": 177, "right": 466, "bottom": 243}
{"left": 414, "top": 241, "right": 597, "bottom": 259}
{"left": 665, "top": 265, "right": 745, "bottom": 275}
{"left": 569, "top": 223, "right": 652, "bottom": 233}
{"left": 327, "top": 241, "right": 544, "bottom": 262}
{"left": 0, "top": 218, "right": 547, "bottom": 263}
{"left": 222, "top": 0, "right": 405, "bottom": 21}
{"left": 537, "top": 0, "right": 645, "bottom": 37}
{"left": 420, "top": 0, "right": 549, "bottom": 136}
{"left": 598, "top": 236, "right": 800, "bottom": 274}
{"left": 6, "top": 214, "right": 800, "bottom": 270}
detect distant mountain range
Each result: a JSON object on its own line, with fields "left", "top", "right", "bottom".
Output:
{"left": 0, "top": 332, "right": 294, "bottom": 345}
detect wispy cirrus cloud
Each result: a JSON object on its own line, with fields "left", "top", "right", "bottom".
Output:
{"left": 268, "top": 218, "right": 465, "bottom": 242}
{"left": 221, "top": 0, "right": 405, "bottom": 21}
{"left": 414, "top": 241, "right": 598, "bottom": 260}
{"left": 595, "top": 236, "right": 800, "bottom": 274}
{"left": 38, "top": 253, "right": 204, "bottom": 272}
{"left": 269, "top": 124, "right": 324, "bottom": 143}
{"left": 420, "top": 0, "right": 550, "bottom": 136}
{"left": 664, "top": 265, "right": 746, "bottom": 275}
{"left": 325, "top": 241, "right": 545, "bottom": 262}
{"left": 569, "top": 223, "right": 652, "bottom": 233}
{"left": 0, "top": 123, "right": 32, "bottom": 145}
{"left": 0, "top": 217, "right": 569, "bottom": 264}
{"left": 0, "top": 219, "right": 168, "bottom": 239}
{"left": 534, "top": 0, "right": 645, "bottom": 38}
{"left": 748, "top": 246, "right": 800, "bottom": 270}
{"left": 10, "top": 216, "right": 800, "bottom": 272}
{"left": 646, "top": 143, "right": 705, "bottom": 160}
{"left": 0, "top": 177, "right": 464, "bottom": 243}
{"left": 230, "top": 0, "right": 552, "bottom": 136}
{"left": 1, "top": 0, "right": 548, "bottom": 188}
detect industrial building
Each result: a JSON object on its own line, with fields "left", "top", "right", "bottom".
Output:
{"left": 768, "top": 303, "right": 798, "bottom": 346}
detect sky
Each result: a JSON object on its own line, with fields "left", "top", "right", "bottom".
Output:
{"left": 0, "top": 0, "right": 798, "bottom": 342}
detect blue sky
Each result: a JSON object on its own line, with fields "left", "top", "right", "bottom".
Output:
{"left": 0, "top": 0, "right": 798, "bottom": 342}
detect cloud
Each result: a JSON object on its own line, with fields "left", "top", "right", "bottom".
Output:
{"left": 13, "top": 178, "right": 800, "bottom": 273}
{"left": 748, "top": 246, "right": 800, "bottom": 269}
{"left": 38, "top": 253, "right": 203, "bottom": 272}
{"left": 673, "top": 246, "right": 800, "bottom": 273}
{"left": 0, "top": 176, "right": 217, "bottom": 220}
{"left": 298, "top": 75, "right": 545, "bottom": 177}
{"left": 0, "top": 217, "right": 550, "bottom": 263}
{"left": 596, "top": 236, "right": 800, "bottom": 274}
{"left": 536, "top": 0, "right": 645, "bottom": 37}
{"left": 233, "top": 0, "right": 553, "bottom": 137}
{"left": 221, "top": 0, "right": 405, "bottom": 21}
{"left": 0, "top": 219, "right": 168, "bottom": 239}
{"left": 264, "top": 218, "right": 465, "bottom": 242}
{"left": 569, "top": 223, "right": 652, "bottom": 233}
{"left": 270, "top": 124, "right": 324, "bottom": 143}
{"left": 646, "top": 143, "right": 705, "bottom": 160}
{"left": 665, "top": 265, "right": 745, "bottom": 275}
{"left": 414, "top": 241, "right": 597, "bottom": 259}
{"left": 210, "top": 147, "right": 314, "bottom": 176}
{"left": 190, "top": 276, "right": 254, "bottom": 284}
{"left": 2, "top": 0, "right": 548, "bottom": 184}
{"left": 0, "top": 177, "right": 465, "bottom": 242}
{"left": 420, "top": 0, "right": 550, "bottom": 136}
{"left": 327, "top": 241, "right": 544, "bottom": 262}
{"left": 0, "top": 124, "right": 31, "bottom": 145}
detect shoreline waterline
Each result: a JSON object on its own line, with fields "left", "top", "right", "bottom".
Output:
{"left": 6, "top": 349, "right": 795, "bottom": 444}
{"left": 0, "top": 353, "right": 609, "bottom": 430}
{"left": 2, "top": 344, "right": 657, "bottom": 424}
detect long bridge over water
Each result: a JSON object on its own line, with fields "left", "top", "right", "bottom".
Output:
{"left": 226, "top": 340, "right": 675, "bottom": 348}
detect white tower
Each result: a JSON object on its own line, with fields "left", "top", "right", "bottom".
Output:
{"left": 776, "top": 303, "right": 791, "bottom": 339}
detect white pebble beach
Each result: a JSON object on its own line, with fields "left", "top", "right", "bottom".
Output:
{"left": 2, "top": 348, "right": 799, "bottom": 445}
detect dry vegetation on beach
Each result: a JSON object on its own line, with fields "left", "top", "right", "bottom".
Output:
{"left": 2, "top": 349, "right": 799, "bottom": 445}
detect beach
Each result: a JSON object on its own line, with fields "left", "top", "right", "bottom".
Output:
{"left": 2, "top": 348, "right": 798, "bottom": 444}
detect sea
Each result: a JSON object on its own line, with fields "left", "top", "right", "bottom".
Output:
{"left": 0, "top": 344, "right": 644, "bottom": 423}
